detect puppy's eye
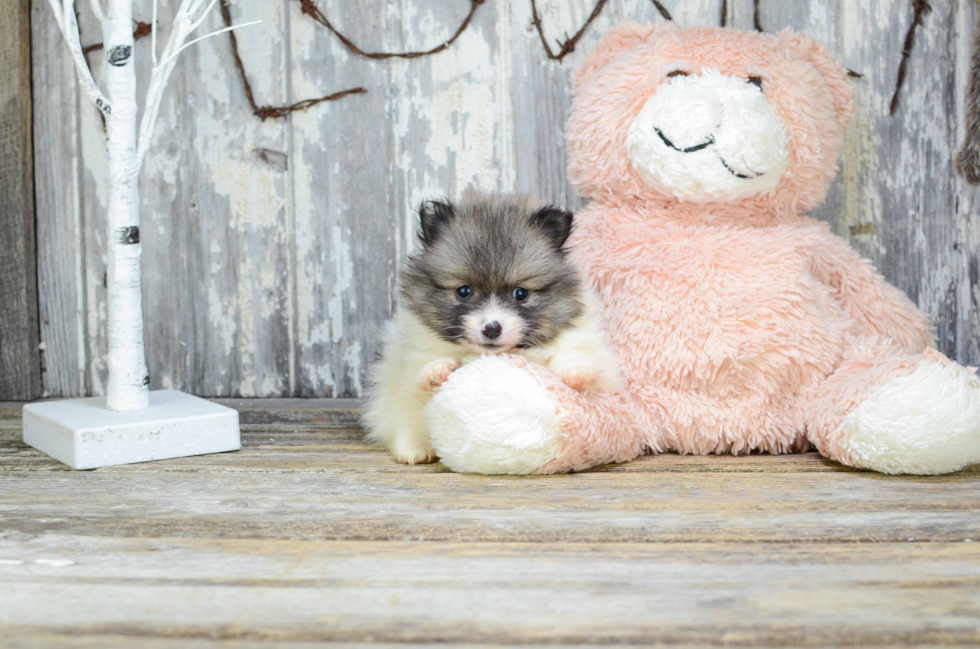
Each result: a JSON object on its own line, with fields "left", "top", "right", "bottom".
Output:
{"left": 512, "top": 287, "right": 529, "bottom": 302}
{"left": 667, "top": 70, "right": 689, "bottom": 78}
{"left": 747, "top": 76, "right": 763, "bottom": 90}
{"left": 455, "top": 285, "right": 472, "bottom": 299}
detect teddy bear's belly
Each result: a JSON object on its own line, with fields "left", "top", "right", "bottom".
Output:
{"left": 595, "top": 229, "right": 851, "bottom": 451}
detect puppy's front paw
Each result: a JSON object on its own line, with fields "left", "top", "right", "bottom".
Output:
{"left": 556, "top": 366, "right": 599, "bottom": 392}
{"left": 419, "top": 357, "right": 461, "bottom": 391}
{"left": 391, "top": 440, "right": 438, "bottom": 465}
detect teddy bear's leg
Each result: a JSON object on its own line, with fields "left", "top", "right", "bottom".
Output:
{"left": 423, "top": 354, "right": 656, "bottom": 475}
{"left": 805, "top": 336, "right": 980, "bottom": 474}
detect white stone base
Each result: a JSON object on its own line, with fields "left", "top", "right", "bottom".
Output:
{"left": 22, "top": 390, "right": 241, "bottom": 470}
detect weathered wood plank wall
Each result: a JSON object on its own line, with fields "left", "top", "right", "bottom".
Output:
{"left": 29, "top": 0, "right": 980, "bottom": 398}
{"left": 0, "top": 0, "right": 40, "bottom": 401}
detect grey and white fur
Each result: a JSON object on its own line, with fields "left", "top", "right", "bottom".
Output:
{"left": 364, "top": 191, "right": 622, "bottom": 465}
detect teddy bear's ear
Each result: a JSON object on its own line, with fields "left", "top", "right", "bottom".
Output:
{"left": 776, "top": 29, "right": 855, "bottom": 132}
{"left": 574, "top": 22, "right": 675, "bottom": 88}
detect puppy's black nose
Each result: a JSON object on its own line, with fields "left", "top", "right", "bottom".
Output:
{"left": 482, "top": 321, "right": 502, "bottom": 340}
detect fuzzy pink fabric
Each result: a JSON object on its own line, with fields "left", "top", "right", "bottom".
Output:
{"left": 567, "top": 23, "right": 854, "bottom": 216}
{"left": 525, "top": 24, "right": 943, "bottom": 474}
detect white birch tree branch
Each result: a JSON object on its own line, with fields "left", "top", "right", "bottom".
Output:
{"left": 136, "top": 1, "right": 259, "bottom": 169}
{"left": 88, "top": 0, "right": 107, "bottom": 27}
{"left": 47, "top": 0, "right": 258, "bottom": 410}
{"left": 158, "top": 21, "right": 261, "bottom": 68}
{"left": 151, "top": 0, "right": 158, "bottom": 64}
{"left": 46, "top": 0, "right": 112, "bottom": 115}
{"left": 100, "top": 0, "right": 149, "bottom": 411}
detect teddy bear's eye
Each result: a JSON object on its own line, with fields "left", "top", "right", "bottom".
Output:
{"left": 747, "top": 76, "right": 764, "bottom": 90}
{"left": 667, "top": 70, "right": 689, "bottom": 78}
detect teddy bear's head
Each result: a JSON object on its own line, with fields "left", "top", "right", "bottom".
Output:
{"left": 567, "top": 24, "right": 854, "bottom": 215}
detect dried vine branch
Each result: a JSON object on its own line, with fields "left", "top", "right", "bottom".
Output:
{"left": 889, "top": 0, "right": 931, "bottom": 115}
{"left": 297, "top": 0, "right": 485, "bottom": 60}
{"left": 529, "top": 0, "right": 672, "bottom": 63}
{"left": 650, "top": 1, "right": 673, "bottom": 22}
{"left": 219, "top": 0, "right": 364, "bottom": 120}
{"left": 531, "top": 0, "right": 609, "bottom": 62}
{"left": 81, "top": 20, "right": 151, "bottom": 56}
{"left": 80, "top": 0, "right": 906, "bottom": 125}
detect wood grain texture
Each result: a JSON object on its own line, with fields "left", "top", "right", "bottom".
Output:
{"left": 31, "top": 0, "right": 87, "bottom": 398}
{"left": 3, "top": 401, "right": 980, "bottom": 546}
{"left": 2, "top": 538, "right": 980, "bottom": 644}
{"left": 30, "top": 0, "right": 980, "bottom": 397}
{"left": 0, "top": 0, "right": 40, "bottom": 401}
{"left": 3, "top": 399, "right": 980, "bottom": 645}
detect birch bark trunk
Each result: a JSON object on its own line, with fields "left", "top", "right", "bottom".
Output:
{"left": 46, "top": 0, "right": 256, "bottom": 409}
{"left": 101, "top": 0, "right": 149, "bottom": 411}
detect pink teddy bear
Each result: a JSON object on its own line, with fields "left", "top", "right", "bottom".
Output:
{"left": 423, "top": 23, "right": 980, "bottom": 475}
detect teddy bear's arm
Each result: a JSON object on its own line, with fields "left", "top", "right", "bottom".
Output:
{"left": 805, "top": 229, "right": 935, "bottom": 354}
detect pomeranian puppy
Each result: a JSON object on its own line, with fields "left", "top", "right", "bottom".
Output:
{"left": 364, "top": 192, "right": 622, "bottom": 464}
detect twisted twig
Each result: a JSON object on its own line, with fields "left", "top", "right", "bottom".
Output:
{"left": 296, "top": 0, "right": 485, "bottom": 60}
{"left": 889, "top": 0, "right": 931, "bottom": 115}
{"left": 651, "top": 0, "right": 673, "bottom": 22}
{"left": 530, "top": 0, "right": 672, "bottom": 63}
{"left": 82, "top": 20, "right": 151, "bottom": 56}
{"left": 220, "top": 0, "right": 364, "bottom": 120}
{"left": 530, "top": 0, "right": 609, "bottom": 62}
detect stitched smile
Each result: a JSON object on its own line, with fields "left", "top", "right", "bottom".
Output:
{"left": 654, "top": 127, "right": 714, "bottom": 153}
{"left": 654, "top": 126, "right": 765, "bottom": 180}
{"left": 719, "top": 157, "right": 764, "bottom": 179}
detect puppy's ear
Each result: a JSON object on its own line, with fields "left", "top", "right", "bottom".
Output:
{"left": 530, "top": 206, "right": 574, "bottom": 249}
{"left": 418, "top": 199, "right": 455, "bottom": 245}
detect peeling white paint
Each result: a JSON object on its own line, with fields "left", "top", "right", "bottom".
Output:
{"left": 344, "top": 339, "right": 363, "bottom": 396}
{"left": 326, "top": 223, "right": 353, "bottom": 345}
{"left": 208, "top": 282, "right": 237, "bottom": 359}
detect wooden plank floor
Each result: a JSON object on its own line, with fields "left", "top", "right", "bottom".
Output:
{"left": 2, "top": 399, "right": 980, "bottom": 647}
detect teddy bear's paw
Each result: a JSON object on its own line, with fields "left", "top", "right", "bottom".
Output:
{"left": 423, "top": 355, "right": 562, "bottom": 475}
{"left": 418, "top": 357, "right": 461, "bottom": 391}
{"left": 390, "top": 439, "right": 438, "bottom": 465}
{"left": 840, "top": 357, "right": 980, "bottom": 475}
